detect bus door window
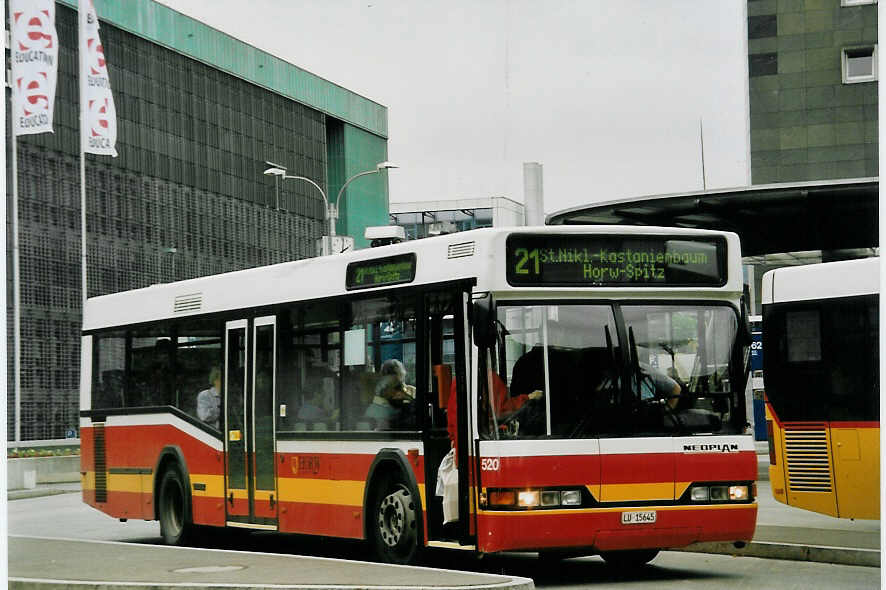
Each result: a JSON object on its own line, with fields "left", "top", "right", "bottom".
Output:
{"left": 277, "top": 302, "right": 342, "bottom": 432}
{"left": 253, "top": 317, "right": 277, "bottom": 517}
{"left": 426, "top": 292, "right": 457, "bottom": 429}
{"left": 225, "top": 322, "right": 248, "bottom": 505}
{"left": 345, "top": 295, "right": 418, "bottom": 431}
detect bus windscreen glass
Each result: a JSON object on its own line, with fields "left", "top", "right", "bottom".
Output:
{"left": 506, "top": 234, "right": 727, "bottom": 287}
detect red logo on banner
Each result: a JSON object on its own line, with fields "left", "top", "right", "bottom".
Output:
{"left": 88, "top": 97, "right": 113, "bottom": 138}
{"left": 87, "top": 38, "right": 107, "bottom": 76}
{"left": 16, "top": 72, "right": 50, "bottom": 115}
{"left": 14, "top": 9, "right": 54, "bottom": 51}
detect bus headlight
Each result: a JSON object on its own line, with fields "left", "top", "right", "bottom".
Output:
{"left": 689, "top": 483, "right": 752, "bottom": 503}
{"left": 518, "top": 490, "right": 540, "bottom": 508}
{"left": 541, "top": 490, "right": 561, "bottom": 506}
{"left": 483, "top": 488, "right": 584, "bottom": 509}
{"left": 710, "top": 486, "right": 729, "bottom": 501}
{"left": 488, "top": 490, "right": 516, "bottom": 507}
{"left": 561, "top": 490, "right": 582, "bottom": 506}
{"left": 729, "top": 485, "right": 749, "bottom": 501}
{"left": 691, "top": 486, "right": 710, "bottom": 501}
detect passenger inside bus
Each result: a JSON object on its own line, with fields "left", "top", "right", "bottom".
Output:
{"left": 297, "top": 386, "right": 339, "bottom": 423}
{"left": 363, "top": 359, "right": 415, "bottom": 430}
{"left": 196, "top": 366, "right": 222, "bottom": 430}
{"left": 447, "top": 371, "right": 542, "bottom": 460}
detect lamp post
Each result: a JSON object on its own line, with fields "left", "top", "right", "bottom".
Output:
{"left": 157, "top": 246, "right": 178, "bottom": 283}
{"left": 263, "top": 161, "right": 398, "bottom": 254}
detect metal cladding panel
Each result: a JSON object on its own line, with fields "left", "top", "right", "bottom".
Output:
{"left": 335, "top": 125, "right": 391, "bottom": 249}
{"left": 56, "top": 0, "right": 388, "bottom": 138}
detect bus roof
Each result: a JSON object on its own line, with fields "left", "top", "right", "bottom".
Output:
{"left": 83, "top": 225, "right": 743, "bottom": 331}
{"left": 761, "top": 257, "right": 880, "bottom": 305}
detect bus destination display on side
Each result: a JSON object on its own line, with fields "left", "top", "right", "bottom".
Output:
{"left": 506, "top": 234, "right": 726, "bottom": 287}
{"left": 346, "top": 253, "right": 417, "bottom": 290}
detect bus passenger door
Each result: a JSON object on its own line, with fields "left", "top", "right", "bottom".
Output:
{"left": 224, "top": 320, "right": 250, "bottom": 520}
{"left": 251, "top": 316, "right": 278, "bottom": 526}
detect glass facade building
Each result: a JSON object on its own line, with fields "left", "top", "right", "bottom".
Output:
{"left": 6, "top": 1, "right": 389, "bottom": 441}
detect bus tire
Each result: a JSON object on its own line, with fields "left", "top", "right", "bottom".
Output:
{"left": 158, "top": 468, "right": 194, "bottom": 546}
{"left": 368, "top": 473, "right": 420, "bottom": 564}
{"left": 600, "top": 549, "right": 659, "bottom": 567}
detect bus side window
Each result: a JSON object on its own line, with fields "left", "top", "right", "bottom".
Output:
{"left": 92, "top": 331, "right": 126, "bottom": 409}
{"left": 278, "top": 302, "right": 342, "bottom": 432}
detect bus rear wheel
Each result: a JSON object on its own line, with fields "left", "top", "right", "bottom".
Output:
{"left": 158, "top": 468, "right": 194, "bottom": 546}
{"left": 600, "top": 549, "right": 659, "bottom": 567}
{"left": 369, "top": 477, "right": 419, "bottom": 564}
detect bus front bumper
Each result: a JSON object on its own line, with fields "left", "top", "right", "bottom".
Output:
{"left": 476, "top": 502, "right": 757, "bottom": 554}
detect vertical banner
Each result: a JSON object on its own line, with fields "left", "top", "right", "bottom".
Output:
{"left": 10, "top": 0, "right": 58, "bottom": 136}
{"left": 80, "top": 0, "right": 118, "bottom": 156}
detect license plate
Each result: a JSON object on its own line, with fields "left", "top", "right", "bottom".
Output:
{"left": 621, "top": 510, "right": 656, "bottom": 525}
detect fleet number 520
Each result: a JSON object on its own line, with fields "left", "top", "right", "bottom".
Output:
{"left": 481, "top": 458, "right": 500, "bottom": 471}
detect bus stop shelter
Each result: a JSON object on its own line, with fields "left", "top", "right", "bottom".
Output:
{"left": 546, "top": 178, "right": 878, "bottom": 257}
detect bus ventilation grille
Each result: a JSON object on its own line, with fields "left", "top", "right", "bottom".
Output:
{"left": 448, "top": 242, "right": 476, "bottom": 259}
{"left": 784, "top": 424, "right": 833, "bottom": 493}
{"left": 94, "top": 423, "right": 108, "bottom": 503}
{"left": 174, "top": 293, "right": 203, "bottom": 314}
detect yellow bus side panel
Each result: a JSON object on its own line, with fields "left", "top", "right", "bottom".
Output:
{"left": 832, "top": 426, "right": 880, "bottom": 520}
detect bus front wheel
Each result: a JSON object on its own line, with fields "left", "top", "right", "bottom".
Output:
{"left": 158, "top": 468, "right": 193, "bottom": 546}
{"left": 600, "top": 549, "right": 659, "bottom": 567}
{"left": 369, "top": 476, "right": 419, "bottom": 564}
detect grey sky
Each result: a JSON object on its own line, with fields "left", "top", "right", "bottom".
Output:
{"left": 158, "top": 0, "right": 749, "bottom": 216}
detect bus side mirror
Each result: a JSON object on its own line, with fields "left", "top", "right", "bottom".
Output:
{"left": 471, "top": 293, "right": 496, "bottom": 347}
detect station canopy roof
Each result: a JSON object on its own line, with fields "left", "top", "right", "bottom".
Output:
{"left": 546, "top": 178, "right": 878, "bottom": 257}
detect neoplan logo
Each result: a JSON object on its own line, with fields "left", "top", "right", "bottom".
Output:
{"left": 683, "top": 443, "right": 740, "bottom": 453}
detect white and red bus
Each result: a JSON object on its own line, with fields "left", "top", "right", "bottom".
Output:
{"left": 80, "top": 225, "right": 757, "bottom": 566}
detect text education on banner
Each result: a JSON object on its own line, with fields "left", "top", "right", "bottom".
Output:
{"left": 80, "top": 0, "right": 118, "bottom": 157}
{"left": 11, "top": 0, "right": 58, "bottom": 136}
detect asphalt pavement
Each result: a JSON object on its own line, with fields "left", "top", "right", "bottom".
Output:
{"left": 7, "top": 451, "right": 880, "bottom": 590}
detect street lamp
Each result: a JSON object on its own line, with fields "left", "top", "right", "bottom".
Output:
{"left": 157, "top": 246, "right": 178, "bottom": 283}
{"left": 263, "top": 161, "right": 398, "bottom": 253}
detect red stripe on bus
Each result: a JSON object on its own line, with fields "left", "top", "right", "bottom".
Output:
{"left": 481, "top": 452, "right": 755, "bottom": 488}
{"left": 676, "top": 451, "right": 757, "bottom": 482}
{"left": 829, "top": 421, "right": 880, "bottom": 429}
{"left": 84, "top": 489, "right": 152, "bottom": 520}
{"left": 600, "top": 453, "right": 676, "bottom": 484}
{"left": 278, "top": 501, "right": 364, "bottom": 539}
{"left": 277, "top": 452, "right": 425, "bottom": 485}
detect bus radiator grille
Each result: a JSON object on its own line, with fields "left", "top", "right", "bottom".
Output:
{"left": 784, "top": 424, "right": 833, "bottom": 493}
{"left": 94, "top": 423, "right": 108, "bottom": 503}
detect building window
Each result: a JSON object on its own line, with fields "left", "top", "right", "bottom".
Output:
{"left": 842, "top": 46, "right": 878, "bottom": 84}
{"left": 748, "top": 15, "right": 777, "bottom": 40}
{"left": 749, "top": 53, "right": 778, "bottom": 78}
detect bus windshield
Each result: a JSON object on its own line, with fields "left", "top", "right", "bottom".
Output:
{"left": 479, "top": 302, "right": 743, "bottom": 439}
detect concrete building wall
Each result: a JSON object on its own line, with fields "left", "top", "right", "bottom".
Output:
{"left": 748, "top": 0, "right": 877, "bottom": 184}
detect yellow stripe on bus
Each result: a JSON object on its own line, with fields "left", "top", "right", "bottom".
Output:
{"left": 277, "top": 478, "right": 427, "bottom": 508}
{"left": 191, "top": 475, "right": 225, "bottom": 496}
{"left": 599, "top": 482, "right": 676, "bottom": 502}
{"left": 81, "top": 471, "right": 430, "bottom": 511}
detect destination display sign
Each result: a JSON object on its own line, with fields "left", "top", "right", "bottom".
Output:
{"left": 346, "top": 253, "right": 417, "bottom": 290}
{"left": 506, "top": 234, "right": 726, "bottom": 287}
